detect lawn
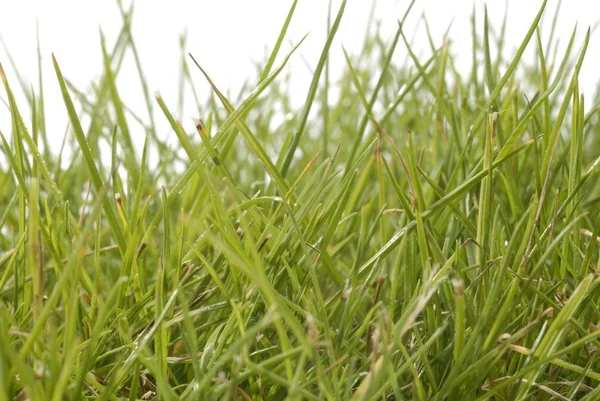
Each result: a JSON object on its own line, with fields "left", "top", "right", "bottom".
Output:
{"left": 1, "top": 0, "right": 600, "bottom": 399}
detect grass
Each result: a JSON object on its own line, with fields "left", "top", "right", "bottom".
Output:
{"left": 2, "top": 0, "right": 600, "bottom": 399}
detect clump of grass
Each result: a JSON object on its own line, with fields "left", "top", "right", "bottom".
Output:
{"left": 2, "top": 1, "right": 600, "bottom": 399}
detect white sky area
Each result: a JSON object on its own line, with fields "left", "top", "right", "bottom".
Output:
{"left": 0, "top": 0, "right": 599, "bottom": 153}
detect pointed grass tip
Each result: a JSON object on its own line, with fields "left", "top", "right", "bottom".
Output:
{"left": 192, "top": 117, "right": 204, "bottom": 132}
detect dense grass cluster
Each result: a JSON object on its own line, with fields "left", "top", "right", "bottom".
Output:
{"left": 2, "top": 0, "right": 600, "bottom": 399}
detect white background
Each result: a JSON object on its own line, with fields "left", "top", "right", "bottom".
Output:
{"left": 0, "top": 0, "right": 598, "bottom": 150}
